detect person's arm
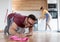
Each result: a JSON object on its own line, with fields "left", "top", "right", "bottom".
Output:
{"left": 26, "top": 26, "right": 33, "bottom": 36}
{"left": 29, "top": 27, "right": 33, "bottom": 33}
{"left": 9, "top": 22, "right": 20, "bottom": 37}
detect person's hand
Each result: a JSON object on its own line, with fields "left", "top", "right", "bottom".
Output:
{"left": 19, "top": 34, "right": 26, "bottom": 38}
{"left": 26, "top": 33, "right": 32, "bottom": 37}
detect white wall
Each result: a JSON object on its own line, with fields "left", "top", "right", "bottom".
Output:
{"left": 57, "top": 0, "right": 60, "bottom": 31}
{"left": 0, "top": 0, "right": 12, "bottom": 30}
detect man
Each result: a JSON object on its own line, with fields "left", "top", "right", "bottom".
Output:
{"left": 4, "top": 12, "right": 37, "bottom": 37}
{"left": 40, "top": 7, "right": 51, "bottom": 31}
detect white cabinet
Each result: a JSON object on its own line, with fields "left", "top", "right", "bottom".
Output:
{"left": 47, "top": 0, "right": 57, "bottom": 3}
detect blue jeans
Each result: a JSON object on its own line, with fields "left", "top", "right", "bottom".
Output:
{"left": 45, "top": 14, "right": 49, "bottom": 22}
{"left": 4, "top": 17, "right": 14, "bottom": 35}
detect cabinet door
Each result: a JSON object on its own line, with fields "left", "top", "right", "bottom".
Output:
{"left": 49, "top": 11, "right": 58, "bottom": 19}
{"left": 12, "top": 0, "right": 47, "bottom": 11}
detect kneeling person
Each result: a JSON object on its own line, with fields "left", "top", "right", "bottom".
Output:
{"left": 8, "top": 13, "right": 37, "bottom": 37}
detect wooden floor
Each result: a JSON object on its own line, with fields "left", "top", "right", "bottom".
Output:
{"left": 0, "top": 32, "right": 60, "bottom": 42}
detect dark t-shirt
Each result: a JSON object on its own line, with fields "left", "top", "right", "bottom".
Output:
{"left": 8, "top": 13, "right": 27, "bottom": 28}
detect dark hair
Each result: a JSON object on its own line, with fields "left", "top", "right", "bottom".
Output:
{"left": 28, "top": 14, "right": 37, "bottom": 21}
{"left": 40, "top": 7, "right": 44, "bottom": 10}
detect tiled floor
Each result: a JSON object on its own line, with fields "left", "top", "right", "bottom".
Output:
{"left": 0, "top": 32, "right": 60, "bottom": 42}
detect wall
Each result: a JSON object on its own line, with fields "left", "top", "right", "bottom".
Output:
{"left": 57, "top": 0, "right": 60, "bottom": 31}
{"left": 0, "top": 0, "right": 12, "bottom": 30}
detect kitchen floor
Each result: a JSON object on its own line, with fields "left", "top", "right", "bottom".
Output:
{"left": 0, "top": 32, "right": 60, "bottom": 42}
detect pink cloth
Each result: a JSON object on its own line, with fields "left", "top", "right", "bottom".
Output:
{"left": 9, "top": 36, "right": 21, "bottom": 40}
{"left": 9, "top": 36, "right": 28, "bottom": 42}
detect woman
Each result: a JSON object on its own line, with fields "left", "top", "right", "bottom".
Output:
{"left": 40, "top": 7, "right": 52, "bottom": 31}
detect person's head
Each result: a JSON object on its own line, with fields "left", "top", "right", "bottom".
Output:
{"left": 25, "top": 14, "right": 37, "bottom": 28}
{"left": 40, "top": 7, "right": 44, "bottom": 11}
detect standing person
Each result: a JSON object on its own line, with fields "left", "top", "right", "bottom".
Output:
{"left": 4, "top": 12, "right": 37, "bottom": 37}
{"left": 40, "top": 7, "right": 52, "bottom": 31}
